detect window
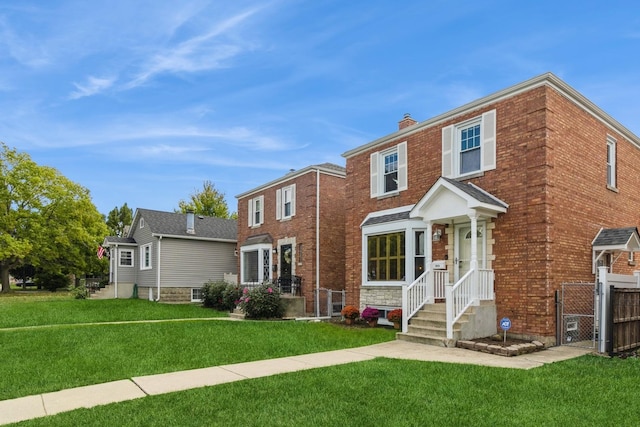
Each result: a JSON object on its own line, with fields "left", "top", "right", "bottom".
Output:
{"left": 241, "top": 245, "right": 271, "bottom": 284}
{"left": 119, "top": 249, "right": 133, "bottom": 267}
{"left": 442, "top": 109, "right": 496, "bottom": 178}
{"left": 276, "top": 184, "right": 296, "bottom": 220}
{"left": 607, "top": 137, "right": 616, "bottom": 188}
{"left": 367, "top": 232, "right": 406, "bottom": 281}
{"left": 191, "top": 288, "right": 203, "bottom": 302}
{"left": 370, "top": 142, "right": 407, "bottom": 197}
{"left": 414, "top": 231, "right": 425, "bottom": 280}
{"left": 140, "top": 218, "right": 144, "bottom": 228}
{"left": 140, "top": 243, "right": 152, "bottom": 270}
{"left": 248, "top": 196, "right": 264, "bottom": 227}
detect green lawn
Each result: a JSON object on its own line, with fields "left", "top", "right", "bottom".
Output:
{"left": 3, "top": 296, "right": 639, "bottom": 426}
{"left": 0, "top": 297, "right": 395, "bottom": 400}
{"left": 11, "top": 356, "right": 640, "bottom": 426}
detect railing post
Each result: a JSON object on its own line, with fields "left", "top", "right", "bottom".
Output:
{"left": 445, "top": 283, "right": 453, "bottom": 339}
{"left": 402, "top": 284, "right": 408, "bottom": 333}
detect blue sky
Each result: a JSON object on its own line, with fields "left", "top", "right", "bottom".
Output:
{"left": 1, "top": 1, "right": 639, "bottom": 216}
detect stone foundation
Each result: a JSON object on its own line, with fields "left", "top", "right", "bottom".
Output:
{"left": 360, "top": 286, "right": 402, "bottom": 310}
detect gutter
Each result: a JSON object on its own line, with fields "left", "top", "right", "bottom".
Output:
{"left": 156, "top": 236, "right": 162, "bottom": 301}
{"left": 315, "top": 168, "right": 320, "bottom": 317}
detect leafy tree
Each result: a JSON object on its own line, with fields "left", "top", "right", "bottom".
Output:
{"left": 106, "top": 203, "right": 133, "bottom": 237}
{"left": 0, "top": 143, "right": 108, "bottom": 292}
{"left": 176, "top": 180, "right": 236, "bottom": 219}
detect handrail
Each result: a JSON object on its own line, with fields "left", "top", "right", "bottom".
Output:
{"left": 446, "top": 269, "right": 475, "bottom": 339}
{"left": 402, "top": 269, "right": 449, "bottom": 332}
{"left": 402, "top": 269, "right": 431, "bottom": 333}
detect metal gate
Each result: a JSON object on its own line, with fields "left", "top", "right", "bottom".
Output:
{"left": 559, "top": 282, "right": 597, "bottom": 348}
{"left": 313, "top": 288, "right": 345, "bottom": 317}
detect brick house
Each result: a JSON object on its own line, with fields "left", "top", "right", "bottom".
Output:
{"left": 342, "top": 73, "right": 640, "bottom": 345}
{"left": 236, "top": 163, "right": 346, "bottom": 315}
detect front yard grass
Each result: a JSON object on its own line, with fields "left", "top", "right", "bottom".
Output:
{"left": 0, "top": 297, "right": 226, "bottom": 328}
{"left": 12, "top": 355, "right": 640, "bottom": 426}
{"left": 0, "top": 298, "right": 395, "bottom": 400}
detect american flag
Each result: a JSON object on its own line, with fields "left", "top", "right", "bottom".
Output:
{"left": 97, "top": 246, "right": 106, "bottom": 259}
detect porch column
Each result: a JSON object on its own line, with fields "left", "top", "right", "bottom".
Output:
{"left": 469, "top": 211, "right": 478, "bottom": 270}
{"left": 426, "top": 221, "right": 433, "bottom": 267}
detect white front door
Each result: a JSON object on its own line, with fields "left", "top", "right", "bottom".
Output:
{"left": 454, "top": 224, "right": 485, "bottom": 282}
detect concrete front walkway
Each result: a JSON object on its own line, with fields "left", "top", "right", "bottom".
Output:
{"left": 0, "top": 341, "right": 592, "bottom": 425}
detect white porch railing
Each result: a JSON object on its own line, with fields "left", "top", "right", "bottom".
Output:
{"left": 402, "top": 269, "right": 449, "bottom": 332}
{"left": 402, "top": 267, "right": 494, "bottom": 338}
{"left": 445, "top": 268, "right": 495, "bottom": 339}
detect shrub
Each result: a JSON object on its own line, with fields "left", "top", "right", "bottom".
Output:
{"left": 35, "top": 271, "right": 71, "bottom": 292}
{"left": 361, "top": 306, "right": 380, "bottom": 322}
{"left": 237, "top": 284, "right": 284, "bottom": 319}
{"left": 69, "top": 283, "right": 88, "bottom": 299}
{"left": 222, "top": 284, "right": 243, "bottom": 311}
{"left": 341, "top": 305, "right": 360, "bottom": 319}
{"left": 201, "top": 281, "right": 228, "bottom": 309}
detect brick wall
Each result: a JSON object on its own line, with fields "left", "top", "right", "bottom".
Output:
{"left": 345, "top": 84, "right": 640, "bottom": 342}
{"left": 237, "top": 168, "right": 345, "bottom": 314}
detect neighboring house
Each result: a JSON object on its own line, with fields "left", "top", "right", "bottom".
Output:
{"left": 102, "top": 209, "right": 237, "bottom": 303}
{"left": 236, "top": 163, "right": 346, "bottom": 316}
{"left": 341, "top": 72, "right": 640, "bottom": 345}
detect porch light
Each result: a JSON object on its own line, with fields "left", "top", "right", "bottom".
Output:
{"left": 432, "top": 229, "right": 442, "bottom": 242}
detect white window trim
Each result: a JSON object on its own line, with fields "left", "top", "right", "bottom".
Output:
{"left": 276, "top": 184, "right": 296, "bottom": 221}
{"left": 140, "top": 243, "right": 152, "bottom": 270}
{"left": 607, "top": 136, "right": 616, "bottom": 189}
{"left": 191, "top": 288, "right": 203, "bottom": 303}
{"left": 370, "top": 141, "right": 408, "bottom": 198}
{"left": 240, "top": 244, "right": 272, "bottom": 285}
{"left": 248, "top": 195, "right": 264, "bottom": 227}
{"left": 442, "top": 109, "right": 496, "bottom": 179}
{"left": 118, "top": 249, "right": 134, "bottom": 267}
{"left": 361, "top": 213, "right": 426, "bottom": 286}
{"left": 140, "top": 218, "right": 145, "bottom": 229}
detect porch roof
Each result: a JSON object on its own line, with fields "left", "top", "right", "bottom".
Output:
{"left": 241, "top": 233, "right": 273, "bottom": 247}
{"left": 592, "top": 227, "right": 640, "bottom": 251}
{"left": 410, "top": 177, "right": 508, "bottom": 223}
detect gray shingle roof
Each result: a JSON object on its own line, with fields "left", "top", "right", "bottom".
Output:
{"left": 592, "top": 227, "right": 640, "bottom": 248}
{"left": 362, "top": 210, "right": 411, "bottom": 227}
{"left": 104, "top": 236, "right": 136, "bottom": 245}
{"left": 136, "top": 208, "right": 237, "bottom": 241}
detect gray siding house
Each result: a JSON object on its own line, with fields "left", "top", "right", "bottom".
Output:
{"left": 102, "top": 208, "right": 238, "bottom": 302}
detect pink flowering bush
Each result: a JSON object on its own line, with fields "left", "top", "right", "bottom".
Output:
{"left": 237, "top": 283, "right": 284, "bottom": 319}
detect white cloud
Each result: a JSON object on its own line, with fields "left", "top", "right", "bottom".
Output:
{"left": 69, "top": 76, "right": 116, "bottom": 99}
{"left": 125, "top": 6, "right": 264, "bottom": 89}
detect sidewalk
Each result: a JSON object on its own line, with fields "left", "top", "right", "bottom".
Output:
{"left": 0, "top": 341, "right": 592, "bottom": 425}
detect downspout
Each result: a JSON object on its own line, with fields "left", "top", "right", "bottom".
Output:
{"left": 114, "top": 244, "right": 119, "bottom": 299}
{"left": 156, "top": 236, "right": 162, "bottom": 301}
{"left": 315, "top": 168, "right": 321, "bottom": 317}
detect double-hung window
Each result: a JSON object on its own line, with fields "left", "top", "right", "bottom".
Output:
{"left": 248, "top": 196, "right": 264, "bottom": 227}
{"left": 119, "top": 249, "right": 133, "bottom": 267}
{"left": 140, "top": 243, "right": 152, "bottom": 270}
{"left": 442, "top": 109, "right": 496, "bottom": 179}
{"left": 607, "top": 136, "right": 616, "bottom": 189}
{"left": 276, "top": 184, "right": 296, "bottom": 220}
{"left": 370, "top": 141, "right": 407, "bottom": 198}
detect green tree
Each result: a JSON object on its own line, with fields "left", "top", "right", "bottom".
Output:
{"left": 176, "top": 180, "right": 236, "bottom": 219}
{"left": 106, "top": 203, "right": 133, "bottom": 237}
{"left": 0, "top": 143, "right": 108, "bottom": 292}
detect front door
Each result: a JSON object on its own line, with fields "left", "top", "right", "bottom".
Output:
{"left": 454, "top": 224, "right": 485, "bottom": 282}
{"left": 280, "top": 244, "right": 293, "bottom": 292}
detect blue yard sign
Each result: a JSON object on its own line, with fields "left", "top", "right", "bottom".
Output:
{"left": 500, "top": 317, "right": 511, "bottom": 343}
{"left": 500, "top": 317, "right": 511, "bottom": 331}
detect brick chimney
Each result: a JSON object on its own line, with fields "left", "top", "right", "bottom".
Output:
{"left": 186, "top": 210, "right": 195, "bottom": 234}
{"left": 398, "top": 113, "right": 417, "bottom": 130}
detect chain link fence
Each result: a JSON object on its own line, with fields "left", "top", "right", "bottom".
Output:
{"left": 560, "top": 282, "right": 597, "bottom": 348}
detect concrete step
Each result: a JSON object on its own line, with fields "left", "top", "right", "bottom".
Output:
{"left": 396, "top": 332, "right": 455, "bottom": 347}
{"left": 229, "top": 309, "right": 245, "bottom": 320}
